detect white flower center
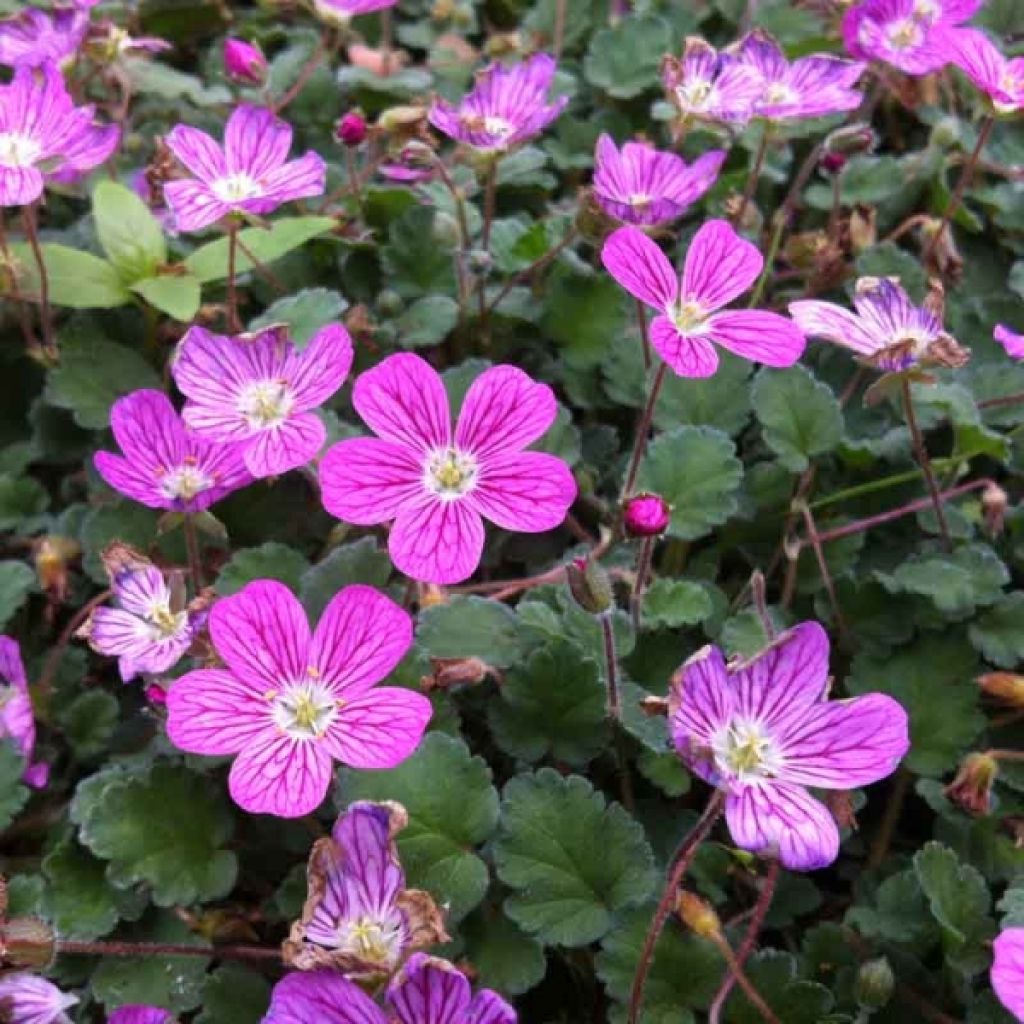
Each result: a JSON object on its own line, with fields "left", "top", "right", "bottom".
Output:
{"left": 712, "top": 719, "right": 783, "bottom": 784}
{"left": 213, "top": 172, "right": 263, "bottom": 203}
{"left": 270, "top": 678, "right": 339, "bottom": 740}
{"left": 763, "top": 81, "right": 797, "bottom": 106}
{"left": 335, "top": 914, "right": 405, "bottom": 966}
{"left": 159, "top": 460, "right": 215, "bottom": 502}
{"left": 676, "top": 79, "right": 713, "bottom": 111}
{"left": 482, "top": 115, "right": 513, "bottom": 138}
{"left": 0, "top": 132, "right": 42, "bottom": 170}
{"left": 888, "top": 18, "right": 923, "bottom": 51}
{"left": 238, "top": 379, "right": 295, "bottom": 429}
{"left": 145, "top": 600, "right": 187, "bottom": 640}
{"left": 424, "top": 447, "right": 478, "bottom": 500}
{"left": 670, "top": 300, "right": 710, "bottom": 335}
{"left": 628, "top": 192, "right": 652, "bottom": 209}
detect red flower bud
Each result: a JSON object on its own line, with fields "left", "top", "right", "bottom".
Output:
{"left": 336, "top": 111, "right": 368, "bottom": 147}
{"left": 223, "top": 38, "right": 267, "bottom": 87}
{"left": 623, "top": 492, "right": 671, "bottom": 537}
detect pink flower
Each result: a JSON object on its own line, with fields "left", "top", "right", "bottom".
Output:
{"left": 661, "top": 37, "right": 764, "bottom": 127}
{"left": 0, "top": 636, "right": 48, "bottom": 788}
{"left": 0, "top": 8, "right": 87, "bottom": 68}
{"left": 172, "top": 324, "right": 353, "bottom": 478}
{"left": 601, "top": 221, "right": 806, "bottom": 378}
{"left": 623, "top": 493, "right": 671, "bottom": 537}
{"left": 993, "top": 928, "right": 1024, "bottom": 1021}
{"left": 94, "top": 390, "right": 253, "bottom": 514}
{"left": 336, "top": 111, "right": 368, "bottom": 147}
{"left": 313, "top": 0, "right": 398, "bottom": 26}
{"left": 164, "top": 105, "right": 326, "bottom": 233}
{"left": 949, "top": 29, "right": 1024, "bottom": 115}
{"left": 223, "top": 37, "right": 267, "bottom": 86}
{"left": 733, "top": 29, "right": 866, "bottom": 121}
{"left": 429, "top": 54, "right": 568, "bottom": 152}
{"left": 0, "top": 63, "right": 119, "bottom": 207}
{"left": 0, "top": 974, "right": 77, "bottom": 1024}
{"left": 996, "top": 324, "right": 1024, "bottom": 359}
{"left": 165, "top": 581, "right": 431, "bottom": 818}
{"left": 591, "top": 134, "right": 725, "bottom": 227}
{"left": 319, "top": 354, "right": 577, "bottom": 585}
{"left": 670, "top": 622, "right": 909, "bottom": 870}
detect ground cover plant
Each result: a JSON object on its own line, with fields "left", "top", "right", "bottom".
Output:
{"left": 0, "top": 0, "right": 1023, "bottom": 1020}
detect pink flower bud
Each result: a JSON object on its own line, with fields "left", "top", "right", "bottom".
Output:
{"left": 820, "top": 151, "right": 847, "bottom": 175}
{"left": 336, "top": 111, "right": 368, "bottom": 147}
{"left": 223, "top": 38, "right": 267, "bottom": 87}
{"left": 145, "top": 683, "right": 167, "bottom": 705}
{"left": 623, "top": 492, "right": 671, "bottom": 537}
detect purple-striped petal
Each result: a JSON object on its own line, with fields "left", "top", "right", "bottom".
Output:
{"left": 0, "top": 166, "right": 44, "bottom": 207}
{"left": 257, "top": 151, "right": 327, "bottom": 205}
{"left": 387, "top": 954, "right": 472, "bottom": 1024}
{"left": 243, "top": 413, "right": 326, "bottom": 477}
{"left": 289, "top": 324, "right": 354, "bottom": 410}
{"left": 0, "top": 636, "right": 27, "bottom": 689}
{"left": 649, "top": 315, "right": 719, "bottom": 378}
{"left": 324, "top": 688, "right": 432, "bottom": 770}
{"left": 670, "top": 644, "right": 734, "bottom": 786}
{"left": 706, "top": 310, "right": 806, "bottom": 367}
{"left": 163, "top": 180, "right": 232, "bottom": 232}
{"left": 93, "top": 452, "right": 168, "bottom": 509}
{"left": 681, "top": 219, "right": 762, "bottom": 310}
{"left": 600, "top": 227, "right": 678, "bottom": 311}
{"left": 165, "top": 124, "right": 227, "bottom": 181}
{"left": 320, "top": 438, "right": 424, "bottom": 526}
{"left": 466, "top": 991, "right": 517, "bottom": 1024}
{"left": 388, "top": 494, "right": 485, "bottom": 585}
{"left": 467, "top": 451, "right": 576, "bottom": 532}
{"left": 224, "top": 105, "right": 293, "bottom": 179}
{"left": 108, "top": 1007, "right": 174, "bottom": 1024}
{"left": 165, "top": 669, "right": 269, "bottom": 755}
{"left": 992, "top": 928, "right": 1024, "bottom": 1022}
{"left": 228, "top": 731, "right": 333, "bottom": 817}
{"left": 265, "top": 971, "right": 386, "bottom": 1024}
{"left": 788, "top": 299, "right": 881, "bottom": 355}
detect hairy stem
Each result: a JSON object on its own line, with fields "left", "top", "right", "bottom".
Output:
{"left": 629, "top": 536, "right": 655, "bottom": 633}
{"left": 867, "top": 765, "right": 911, "bottom": 870}
{"left": 635, "top": 298, "right": 651, "bottom": 371}
{"left": 36, "top": 590, "right": 112, "bottom": 702}
{"left": 379, "top": 7, "right": 393, "bottom": 76}
{"left": 749, "top": 569, "right": 776, "bottom": 642}
{"left": 601, "top": 612, "right": 621, "bottom": 721}
{"left": 183, "top": 515, "right": 204, "bottom": 593}
{"left": 734, "top": 128, "right": 770, "bottom": 229}
{"left": 900, "top": 377, "right": 951, "bottom": 551}
{"left": 22, "top": 203, "right": 55, "bottom": 359}
{"left": 54, "top": 939, "right": 281, "bottom": 962}
{"left": 271, "top": 35, "right": 328, "bottom": 114}
{"left": 226, "top": 220, "right": 241, "bottom": 333}
{"left": 797, "top": 500, "right": 850, "bottom": 645}
{"left": 711, "top": 938, "right": 781, "bottom": 1024}
{"left": 487, "top": 225, "right": 576, "bottom": 314}
{"left": 0, "top": 208, "right": 40, "bottom": 356}
{"left": 621, "top": 363, "right": 667, "bottom": 500}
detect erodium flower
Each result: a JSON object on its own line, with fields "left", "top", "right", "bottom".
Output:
{"left": 670, "top": 621, "right": 909, "bottom": 870}
{"left": 733, "top": 29, "right": 866, "bottom": 121}
{"left": 789, "top": 276, "right": 969, "bottom": 371}
{"left": 264, "top": 956, "right": 515, "bottom": 1024}
{"left": 163, "top": 105, "right": 326, "bottom": 233}
{"left": 0, "top": 635, "right": 48, "bottom": 788}
{"left": 94, "top": 390, "right": 252, "bottom": 514}
{"left": 283, "top": 800, "right": 447, "bottom": 974}
{"left": 108, "top": 1009, "right": 174, "bottom": 1024}
{"left": 993, "top": 928, "right": 1024, "bottom": 1021}
{"left": 165, "top": 581, "right": 431, "bottom": 818}
{"left": 591, "top": 134, "right": 725, "bottom": 228}
{"left": 428, "top": 54, "right": 568, "bottom": 152}
{"left": 0, "top": 974, "right": 77, "bottom": 1024}
{"left": 661, "top": 37, "right": 764, "bottom": 127}
{"left": 949, "top": 29, "right": 1024, "bottom": 115}
{"left": 0, "top": 63, "right": 119, "bottom": 207}
{"left": 77, "top": 545, "right": 205, "bottom": 683}
{"left": 319, "top": 354, "right": 577, "bottom": 585}
{"left": 996, "top": 324, "right": 1024, "bottom": 359}
{"left": 601, "top": 220, "right": 806, "bottom": 377}
{"left": 0, "top": 8, "right": 87, "bottom": 68}
{"left": 172, "top": 323, "right": 353, "bottom": 478}
{"left": 223, "top": 38, "right": 267, "bottom": 87}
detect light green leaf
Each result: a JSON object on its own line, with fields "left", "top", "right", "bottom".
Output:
{"left": 249, "top": 288, "right": 348, "bottom": 348}
{"left": 397, "top": 295, "right": 460, "bottom": 348}
{"left": 131, "top": 274, "right": 201, "bottom": 322}
{"left": 642, "top": 578, "right": 713, "bottom": 630}
{"left": 93, "top": 180, "right": 167, "bottom": 283}
{"left": 584, "top": 16, "right": 674, "bottom": 99}
{"left": 8, "top": 243, "right": 130, "bottom": 308}
{"left": 216, "top": 543, "right": 310, "bottom": 597}
{"left": 418, "top": 596, "right": 531, "bottom": 668}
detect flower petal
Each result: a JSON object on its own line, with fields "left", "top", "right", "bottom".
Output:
{"left": 650, "top": 315, "right": 719, "bottom": 378}
{"left": 228, "top": 732, "right": 333, "bottom": 817}
{"left": 108, "top": 390, "right": 186, "bottom": 473}
{"left": 725, "top": 781, "right": 840, "bottom": 871}
{"left": 681, "top": 219, "right": 762, "bottom": 310}
{"left": 165, "top": 669, "right": 269, "bottom": 755}
{"left": 172, "top": 325, "right": 257, "bottom": 413}
{"left": 164, "top": 124, "right": 226, "bottom": 182}
{"left": 243, "top": 413, "right": 326, "bottom": 477}
{"left": 788, "top": 299, "right": 880, "bottom": 355}
{"left": 468, "top": 452, "right": 575, "bottom": 532}
{"left": 265, "top": 971, "right": 386, "bottom": 1024}
{"left": 670, "top": 644, "right": 734, "bottom": 786}
{"left": 387, "top": 954, "right": 472, "bottom": 1024}
{"left": 323, "top": 688, "right": 432, "bottom": 770}
{"left": 112, "top": 565, "right": 170, "bottom": 615}
{"left": 0, "top": 636, "right": 27, "bottom": 689}
{"left": 600, "top": 226, "right": 678, "bottom": 310}
{"left": 389, "top": 495, "right": 485, "bottom": 584}
{"left": 257, "top": 151, "right": 327, "bottom": 206}
{"left": 289, "top": 324, "right": 354, "bottom": 410}
{"left": 163, "top": 180, "right": 232, "bottom": 233}
{"left": 224, "top": 104, "right": 292, "bottom": 179}
{"left": 309, "top": 585, "right": 413, "bottom": 699}
{"left": 992, "top": 929, "right": 1024, "bottom": 1022}
{"left": 319, "top": 438, "right": 423, "bottom": 526}
{"left": 467, "top": 991, "right": 517, "bottom": 1024}
{"left": 0, "top": 166, "right": 44, "bottom": 206}
{"left": 93, "top": 452, "right": 167, "bottom": 509}
{"left": 706, "top": 310, "right": 806, "bottom": 367}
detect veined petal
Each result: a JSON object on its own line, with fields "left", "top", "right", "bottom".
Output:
{"left": 466, "top": 991, "right": 517, "bottom": 1024}
{"left": 108, "top": 390, "right": 186, "bottom": 473}
{"left": 468, "top": 451, "right": 576, "bottom": 532}
{"left": 992, "top": 929, "right": 1024, "bottom": 1022}
{"left": 258, "top": 151, "right": 327, "bottom": 205}
{"left": 172, "top": 325, "right": 256, "bottom": 409}
{"left": 387, "top": 954, "right": 472, "bottom": 1024}
{"left": 389, "top": 494, "right": 485, "bottom": 585}
{"left": 600, "top": 226, "right": 678, "bottom": 310}
{"left": 243, "top": 413, "right": 326, "bottom": 477}
{"left": 788, "top": 299, "right": 880, "bottom": 355}
{"left": 265, "top": 971, "right": 386, "bottom": 1024}
{"left": 93, "top": 451, "right": 169, "bottom": 509}
{"left": 319, "top": 438, "right": 423, "bottom": 526}
{"left": 59, "top": 121, "right": 119, "bottom": 174}
{"left": 650, "top": 315, "right": 719, "bottom": 378}
{"left": 224, "top": 104, "right": 292, "bottom": 179}
{"left": 289, "top": 324, "right": 354, "bottom": 410}
{"left": 681, "top": 219, "right": 762, "bottom": 310}
{"left": 228, "top": 731, "right": 333, "bottom": 818}
{"left": 0, "top": 166, "right": 44, "bottom": 206}
{"left": 163, "top": 180, "right": 232, "bottom": 233}
{"left": 113, "top": 564, "right": 171, "bottom": 616}
{"left": 670, "top": 644, "right": 734, "bottom": 786}
{"left": 0, "top": 636, "right": 27, "bottom": 689}
{"left": 109, "top": 1009, "right": 174, "bottom": 1024}
{"left": 165, "top": 669, "right": 269, "bottom": 755}
{"left": 706, "top": 310, "right": 806, "bottom": 367}
{"left": 165, "top": 123, "right": 226, "bottom": 182}
{"left": 323, "top": 688, "right": 432, "bottom": 770}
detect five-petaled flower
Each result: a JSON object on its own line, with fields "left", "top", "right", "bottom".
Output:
{"left": 319, "top": 354, "right": 577, "bottom": 585}
{"left": 283, "top": 800, "right": 447, "bottom": 974}
{"left": 0, "top": 974, "right": 77, "bottom": 1024}
{"left": 790, "top": 276, "right": 969, "bottom": 372}
{"left": 993, "top": 928, "right": 1024, "bottom": 1022}
{"left": 172, "top": 323, "right": 353, "bottom": 478}
{"left": 164, "top": 104, "right": 326, "bottom": 233}
{"left": 591, "top": 133, "right": 725, "bottom": 228}
{"left": 949, "top": 28, "right": 1024, "bottom": 115}
{"left": 601, "top": 220, "right": 806, "bottom": 378}
{"left": 661, "top": 37, "right": 764, "bottom": 127}
{"left": 94, "top": 390, "right": 253, "bottom": 513}
{"left": 670, "top": 621, "right": 910, "bottom": 870}
{"left": 165, "top": 581, "right": 431, "bottom": 818}
{"left": 0, "top": 635, "right": 48, "bottom": 788}
{"left": 0, "top": 8, "right": 87, "bottom": 68}
{"left": 429, "top": 53, "right": 568, "bottom": 152}
{"left": 0, "top": 63, "right": 119, "bottom": 207}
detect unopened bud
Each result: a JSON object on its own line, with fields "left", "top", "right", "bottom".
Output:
{"left": 223, "top": 38, "right": 267, "bottom": 87}
{"left": 677, "top": 891, "right": 721, "bottom": 939}
{"left": 929, "top": 116, "right": 961, "bottom": 149}
{"left": 623, "top": 493, "right": 671, "bottom": 537}
{"left": 336, "top": 111, "right": 367, "bottom": 147}
{"left": 378, "top": 104, "right": 428, "bottom": 139}
{"left": 823, "top": 122, "right": 876, "bottom": 158}
{"left": 944, "top": 752, "right": 998, "bottom": 817}
{"left": 848, "top": 204, "right": 876, "bottom": 253}
{"left": 431, "top": 211, "right": 461, "bottom": 247}
{"left": 855, "top": 957, "right": 894, "bottom": 1011}
{"left": 376, "top": 289, "right": 405, "bottom": 316}
{"left": 979, "top": 672, "right": 1024, "bottom": 707}
{"left": 982, "top": 483, "right": 1009, "bottom": 537}
{"left": 421, "top": 657, "right": 492, "bottom": 691}
{"left": 1, "top": 916, "right": 56, "bottom": 971}
{"left": 565, "top": 558, "right": 613, "bottom": 616}
{"left": 820, "top": 151, "right": 846, "bottom": 175}
{"left": 144, "top": 683, "right": 167, "bottom": 705}
{"left": 574, "top": 188, "right": 616, "bottom": 242}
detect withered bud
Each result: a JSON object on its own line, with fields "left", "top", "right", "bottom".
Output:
{"left": 978, "top": 672, "right": 1024, "bottom": 708}
{"left": 823, "top": 122, "right": 876, "bottom": 159}
{"left": 421, "top": 657, "right": 493, "bottom": 691}
{"left": 34, "top": 535, "right": 79, "bottom": 599}
{"left": 418, "top": 584, "right": 447, "bottom": 609}
{"left": 484, "top": 32, "right": 522, "bottom": 58}
{"left": 639, "top": 695, "right": 670, "bottom": 717}
{"left": 848, "top": 204, "right": 876, "bottom": 253}
{"left": 825, "top": 790, "right": 858, "bottom": 831}
{"left": 676, "top": 891, "right": 721, "bottom": 940}
{"left": 982, "top": 482, "right": 1009, "bottom": 538}
{"left": 723, "top": 193, "right": 762, "bottom": 235}
{"left": 923, "top": 333, "right": 970, "bottom": 369}
{"left": 944, "top": 752, "right": 998, "bottom": 817}
{"left": 378, "top": 105, "right": 429, "bottom": 141}
{"left": 1, "top": 916, "right": 56, "bottom": 971}
{"left": 922, "top": 277, "right": 946, "bottom": 322}
{"left": 574, "top": 188, "right": 617, "bottom": 243}
{"left": 565, "top": 558, "right": 614, "bottom": 616}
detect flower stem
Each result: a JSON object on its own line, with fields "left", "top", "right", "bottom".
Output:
{"left": 629, "top": 536, "right": 655, "bottom": 633}
{"left": 627, "top": 791, "right": 726, "bottom": 1024}
{"left": 486, "top": 225, "right": 576, "bottom": 315}
{"left": 749, "top": 569, "right": 776, "bottom": 642}
{"left": 600, "top": 612, "right": 621, "bottom": 721}
{"left": 22, "top": 203, "right": 55, "bottom": 360}
{"left": 478, "top": 159, "right": 498, "bottom": 347}
{"left": 977, "top": 391, "right": 1024, "bottom": 411}
{"left": 924, "top": 115, "right": 993, "bottom": 269}
{"left": 53, "top": 939, "right": 281, "bottom": 962}
{"left": 553, "top": 0, "right": 568, "bottom": 59}
{"left": 434, "top": 159, "right": 472, "bottom": 321}
{"left": 621, "top": 363, "right": 667, "bottom": 500}
{"left": 183, "top": 515, "right": 204, "bottom": 593}
{"left": 226, "top": 220, "right": 241, "bottom": 333}
{"left": 345, "top": 148, "right": 365, "bottom": 220}
{"left": 867, "top": 765, "right": 910, "bottom": 870}
{"left": 635, "top": 298, "right": 651, "bottom": 371}
{"left": 796, "top": 500, "right": 850, "bottom": 645}
{"left": 271, "top": 34, "right": 327, "bottom": 115}
{"left": 733, "top": 128, "right": 770, "bottom": 229}
{"left": 0, "top": 208, "right": 40, "bottom": 357}
{"left": 900, "top": 377, "right": 951, "bottom": 551}
{"left": 36, "top": 589, "right": 112, "bottom": 703}
{"left": 711, "top": 938, "right": 781, "bottom": 1024}
{"left": 379, "top": 7, "right": 393, "bottom": 76}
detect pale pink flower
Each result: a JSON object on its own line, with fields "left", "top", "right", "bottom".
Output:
{"left": 0, "top": 8, "right": 87, "bottom": 68}
{"left": 661, "top": 37, "right": 764, "bottom": 127}
{"left": 949, "top": 28, "right": 1024, "bottom": 115}
{"left": 0, "top": 974, "right": 77, "bottom": 1024}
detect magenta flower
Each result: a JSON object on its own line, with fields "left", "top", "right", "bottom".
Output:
{"left": 623, "top": 493, "right": 671, "bottom": 537}
{"left": 601, "top": 221, "right": 805, "bottom": 378}
{"left": 790, "top": 277, "right": 967, "bottom": 371}
{"left": 164, "top": 105, "right": 326, "bottom": 233}
{"left": 591, "top": 134, "right": 725, "bottom": 228}
{"left": 0, "top": 64, "right": 119, "bottom": 207}
{"left": 0, "top": 636, "right": 48, "bottom": 788}
{"left": 993, "top": 929, "right": 1024, "bottom": 1021}
{"left": 284, "top": 801, "right": 446, "bottom": 974}
{"left": 319, "top": 354, "right": 577, "bottom": 585}
{"left": 0, "top": 8, "right": 87, "bottom": 68}
{"left": 949, "top": 29, "right": 1024, "bottom": 115}
{"left": 223, "top": 37, "right": 267, "bottom": 86}
{"left": 661, "top": 37, "right": 764, "bottom": 127}
{"left": 264, "top": 956, "right": 515, "bottom": 1024}
{"left": 165, "top": 581, "right": 431, "bottom": 818}
{"left": 429, "top": 54, "right": 568, "bottom": 152}
{"left": 108, "top": 1009, "right": 173, "bottom": 1024}
{"left": 996, "top": 324, "right": 1024, "bottom": 359}
{"left": 172, "top": 324, "right": 353, "bottom": 478}
{"left": 0, "top": 975, "right": 77, "bottom": 1024}
{"left": 733, "top": 30, "right": 866, "bottom": 121}
{"left": 313, "top": 0, "right": 398, "bottom": 25}
{"left": 94, "top": 390, "right": 252, "bottom": 514}
{"left": 670, "top": 621, "right": 909, "bottom": 870}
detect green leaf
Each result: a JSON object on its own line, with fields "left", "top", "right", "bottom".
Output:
{"left": 380, "top": 206, "right": 456, "bottom": 299}
{"left": 584, "top": 16, "right": 673, "bottom": 99}
{"left": 0, "top": 741, "right": 28, "bottom": 830}
{"left": 0, "top": 561, "right": 35, "bottom": 630}
{"left": 92, "top": 180, "right": 167, "bottom": 283}
{"left": 216, "top": 543, "right": 310, "bottom": 597}
{"left": 751, "top": 365, "right": 844, "bottom": 472}
{"left": 0, "top": 475, "right": 48, "bottom": 533}
{"left": 299, "top": 538, "right": 392, "bottom": 620}
{"left": 418, "top": 596, "right": 530, "bottom": 668}
{"left": 656, "top": 352, "right": 753, "bottom": 437}
{"left": 397, "top": 295, "right": 460, "bottom": 348}
{"left": 194, "top": 965, "right": 271, "bottom": 1024}
{"left": 493, "top": 768, "right": 657, "bottom": 946}
{"left": 542, "top": 263, "right": 626, "bottom": 369}
{"left": 121, "top": 56, "right": 231, "bottom": 105}
{"left": 642, "top": 578, "right": 713, "bottom": 630}
{"left": 131, "top": 274, "right": 201, "bottom": 322}
{"left": 488, "top": 640, "right": 608, "bottom": 766}
{"left": 249, "top": 288, "right": 348, "bottom": 348}
{"left": 72, "top": 761, "right": 238, "bottom": 906}
{"left": 459, "top": 906, "right": 547, "bottom": 996}
{"left": 185, "top": 217, "right": 336, "bottom": 284}
{"left": 969, "top": 591, "right": 1024, "bottom": 668}
{"left": 45, "top": 330, "right": 161, "bottom": 430}
{"left": 336, "top": 733, "right": 500, "bottom": 923}
{"left": 724, "top": 950, "right": 834, "bottom": 1024}
{"left": 7, "top": 243, "right": 131, "bottom": 308}
{"left": 855, "top": 240, "right": 928, "bottom": 299}
{"left": 56, "top": 690, "right": 119, "bottom": 760}
{"left": 80, "top": 504, "right": 160, "bottom": 584}
{"left": 637, "top": 427, "right": 743, "bottom": 540}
